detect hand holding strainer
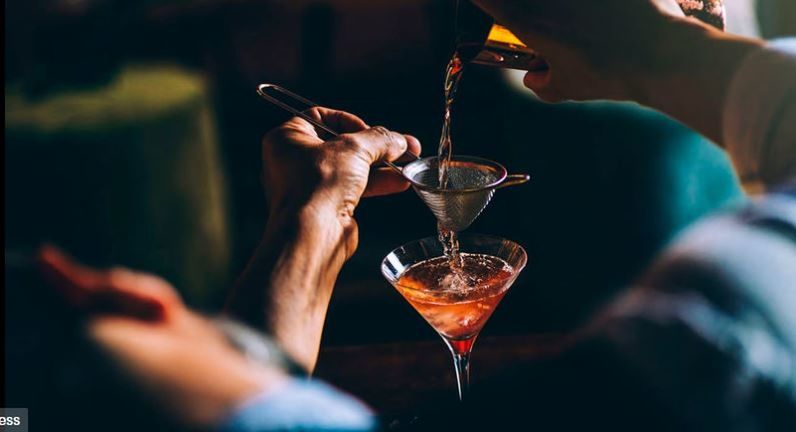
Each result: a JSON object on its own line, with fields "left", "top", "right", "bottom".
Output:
{"left": 257, "top": 83, "right": 530, "bottom": 232}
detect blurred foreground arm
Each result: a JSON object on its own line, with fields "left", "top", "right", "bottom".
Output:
{"left": 721, "top": 39, "right": 796, "bottom": 187}
{"left": 39, "top": 246, "right": 378, "bottom": 431}
{"left": 37, "top": 246, "right": 288, "bottom": 428}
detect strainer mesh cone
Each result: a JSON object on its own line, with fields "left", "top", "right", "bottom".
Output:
{"left": 403, "top": 156, "right": 506, "bottom": 232}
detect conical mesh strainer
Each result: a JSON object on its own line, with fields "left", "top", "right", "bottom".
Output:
{"left": 404, "top": 156, "right": 529, "bottom": 232}
{"left": 256, "top": 83, "right": 530, "bottom": 232}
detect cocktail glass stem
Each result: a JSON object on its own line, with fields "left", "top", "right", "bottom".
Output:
{"left": 452, "top": 351, "right": 471, "bottom": 401}
{"left": 445, "top": 336, "right": 476, "bottom": 401}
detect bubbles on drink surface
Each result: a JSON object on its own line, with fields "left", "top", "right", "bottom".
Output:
{"left": 397, "top": 254, "right": 514, "bottom": 299}
{"left": 396, "top": 253, "right": 515, "bottom": 340}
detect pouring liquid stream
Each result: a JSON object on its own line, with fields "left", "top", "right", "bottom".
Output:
{"left": 438, "top": 53, "right": 464, "bottom": 189}
{"left": 437, "top": 52, "right": 466, "bottom": 267}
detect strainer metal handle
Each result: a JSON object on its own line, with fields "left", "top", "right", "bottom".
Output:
{"left": 496, "top": 174, "right": 531, "bottom": 189}
{"left": 257, "top": 83, "right": 411, "bottom": 174}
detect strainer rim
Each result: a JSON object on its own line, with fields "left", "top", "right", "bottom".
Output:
{"left": 403, "top": 155, "right": 508, "bottom": 193}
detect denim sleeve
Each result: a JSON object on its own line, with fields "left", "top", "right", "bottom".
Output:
{"left": 219, "top": 378, "right": 378, "bottom": 432}
{"left": 589, "top": 188, "right": 796, "bottom": 430}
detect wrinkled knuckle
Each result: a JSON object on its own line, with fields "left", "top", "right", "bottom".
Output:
{"left": 374, "top": 126, "right": 404, "bottom": 152}
{"left": 371, "top": 125, "right": 390, "bottom": 136}
{"left": 392, "top": 133, "right": 408, "bottom": 152}
{"left": 372, "top": 126, "right": 392, "bottom": 142}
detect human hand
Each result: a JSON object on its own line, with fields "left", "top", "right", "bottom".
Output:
{"left": 38, "top": 245, "right": 287, "bottom": 427}
{"left": 225, "top": 108, "right": 420, "bottom": 371}
{"left": 261, "top": 107, "right": 421, "bottom": 258}
{"left": 473, "top": 0, "right": 762, "bottom": 142}
{"left": 472, "top": 0, "right": 694, "bottom": 102}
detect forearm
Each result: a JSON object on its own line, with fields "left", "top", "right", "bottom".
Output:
{"left": 226, "top": 201, "right": 349, "bottom": 372}
{"left": 638, "top": 21, "right": 796, "bottom": 189}
{"left": 635, "top": 18, "right": 763, "bottom": 145}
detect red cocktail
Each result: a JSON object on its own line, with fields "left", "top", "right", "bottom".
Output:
{"left": 382, "top": 235, "right": 527, "bottom": 400}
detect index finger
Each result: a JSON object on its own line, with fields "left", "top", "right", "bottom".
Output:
{"left": 280, "top": 107, "right": 370, "bottom": 140}
{"left": 306, "top": 107, "right": 370, "bottom": 134}
{"left": 338, "top": 126, "right": 410, "bottom": 165}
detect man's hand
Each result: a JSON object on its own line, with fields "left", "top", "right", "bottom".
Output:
{"left": 262, "top": 107, "right": 421, "bottom": 259}
{"left": 473, "top": 0, "right": 689, "bottom": 102}
{"left": 227, "top": 108, "right": 421, "bottom": 372}
{"left": 39, "top": 246, "right": 287, "bottom": 428}
{"left": 476, "top": 0, "right": 683, "bottom": 102}
{"left": 473, "top": 0, "right": 762, "bottom": 142}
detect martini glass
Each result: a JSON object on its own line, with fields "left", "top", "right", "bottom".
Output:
{"left": 381, "top": 234, "right": 527, "bottom": 400}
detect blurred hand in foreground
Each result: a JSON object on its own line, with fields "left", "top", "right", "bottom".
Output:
{"left": 38, "top": 246, "right": 287, "bottom": 428}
